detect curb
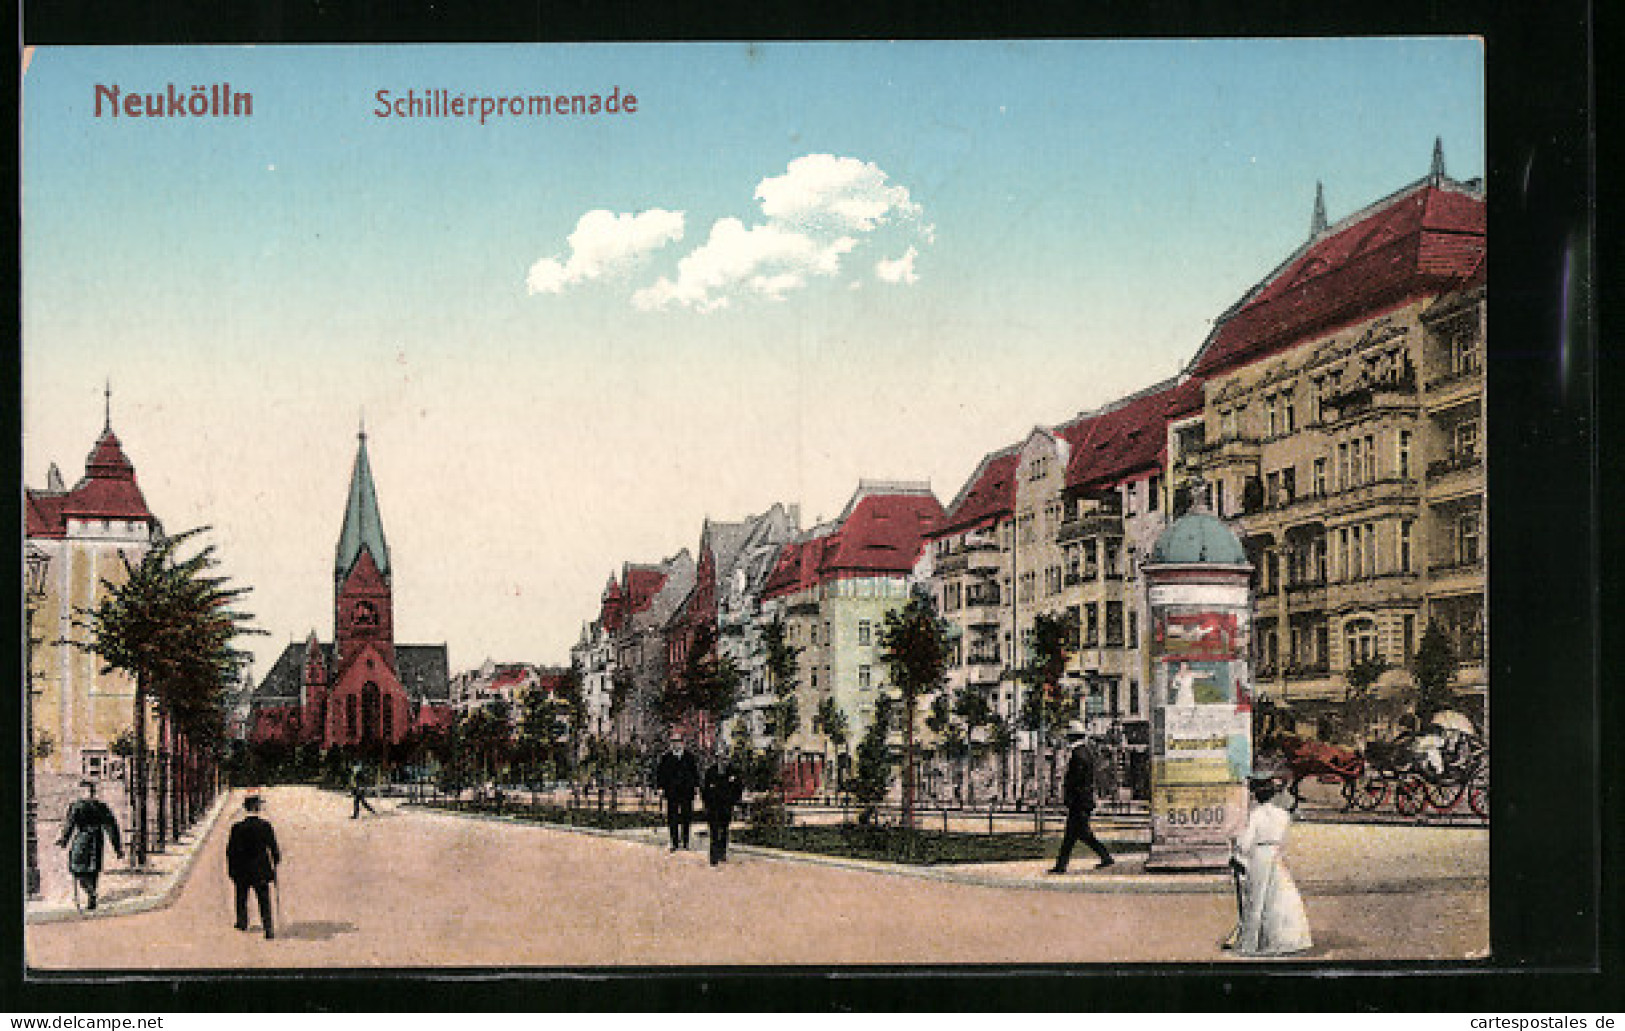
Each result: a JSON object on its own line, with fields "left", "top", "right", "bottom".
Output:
{"left": 26, "top": 790, "right": 233, "bottom": 925}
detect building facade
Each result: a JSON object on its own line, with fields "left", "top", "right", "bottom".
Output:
{"left": 25, "top": 418, "right": 161, "bottom": 803}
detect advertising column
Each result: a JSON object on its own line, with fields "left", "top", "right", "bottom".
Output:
{"left": 1142, "top": 521, "right": 1254, "bottom": 871}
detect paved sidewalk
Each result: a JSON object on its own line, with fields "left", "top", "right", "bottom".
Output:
{"left": 412, "top": 802, "right": 1489, "bottom": 896}
{"left": 25, "top": 790, "right": 232, "bottom": 925}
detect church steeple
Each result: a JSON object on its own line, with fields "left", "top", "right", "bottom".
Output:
{"left": 1429, "top": 136, "right": 1446, "bottom": 184}
{"left": 335, "top": 424, "right": 390, "bottom": 583}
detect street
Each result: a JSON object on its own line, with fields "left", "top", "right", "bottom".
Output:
{"left": 26, "top": 786, "right": 1487, "bottom": 969}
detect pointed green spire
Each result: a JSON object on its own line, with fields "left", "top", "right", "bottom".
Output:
{"left": 336, "top": 426, "right": 390, "bottom": 580}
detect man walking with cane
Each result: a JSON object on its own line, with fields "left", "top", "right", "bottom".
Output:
{"left": 1047, "top": 723, "right": 1115, "bottom": 875}
{"left": 227, "top": 791, "right": 281, "bottom": 939}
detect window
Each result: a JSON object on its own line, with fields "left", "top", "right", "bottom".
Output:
{"left": 1338, "top": 527, "right": 1351, "bottom": 580}
{"left": 1452, "top": 328, "right": 1481, "bottom": 375}
{"left": 1082, "top": 539, "right": 1099, "bottom": 579}
{"left": 1313, "top": 457, "right": 1327, "bottom": 497}
{"left": 1459, "top": 511, "right": 1481, "bottom": 564}
{"left": 1084, "top": 603, "right": 1100, "bottom": 647}
{"left": 811, "top": 669, "right": 819, "bottom": 690}
{"left": 1455, "top": 420, "right": 1479, "bottom": 460}
{"left": 1265, "top": 471, "right": 1280, "bottom": 508}
{"left": 824, "top": 621, "right": 832, "bottom": 647}
{"left": 1214, "top": 481, "right": 1225, "bottom": 517}
{"left": 1265, "top": 396, "right": 1279, "bottom": 437}
{"left": 1128, "top": 610, "right": 1139, "bottom": 649}
{"left": 1149, "top": 474, "right": 1161, "bottom": 511}
{"left": 1400, "top": 520, "right": 1414, "bottom": 572}
{"left": 1105, "top": 601, "right": 1125, "bottom": 647}
{"left": 1129, "top": 679, "right": 1140, "bottom": 717}
{"left": 1284, "top": 394, "right": 1297, "bottom": 433}
{"left": 1398, "top": 430, "right": 1413, "bottom": 480}
{"left": 1344, "top": 619, "right": 1378, "bottom": 667}
{"left": 1338, "top": 443, "right": 1350, "bottom": 490}
{"left": 1282, "top": 467, "right": 1296, "bottom": 504}
{"left": 1349, "top": 438, "right": 1362, "bottom": 487}
{"left": 858, "top": 665, "right": 872, "bottom": 689}
{"left": 1364, "top": 434, "right": 1377, "bottom": 482}
{"left": 1105, "top": 538, "right": 1123, "bottom": 578}
{"left": 1309, "top": 378, "right": 1323, "bottom": 423}
{"left": 857, "top": 620, "right": 872, "bottom": 646}
{"left": 1365, "top": 524, "right": 1377, "bottom": 576}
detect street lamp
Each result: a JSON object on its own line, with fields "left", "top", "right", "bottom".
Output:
{"left": 24, "top": 546, "right": 50, "bottom": 899}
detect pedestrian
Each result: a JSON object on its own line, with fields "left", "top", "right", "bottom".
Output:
{"left": 350, "top": 767, "right": 376, "bottom": 818}
{"left": 56, "top": 779, "right": 123, "bottom": 911}
{"left": 1224, "top": 773, "right": 1312, "bottom": 956}
{"left": 226, "top": 791, "right": 281, "bottom": 939}
{"left": 1047, "top": 724, "right": 1114, "bottom": 874}
{"left": 700, "top": 750, "right": 745, "bottom": 866}
{"left": 653, "top": 732, "right": 700, "bottom": 851}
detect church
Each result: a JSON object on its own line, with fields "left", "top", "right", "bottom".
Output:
{"left": 248, "top": 429, "right": 453, "bottom": 748}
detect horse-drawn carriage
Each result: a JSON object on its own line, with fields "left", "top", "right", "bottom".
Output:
{"left": 1266, "top": 712, "right": 1488, "bottom": 820}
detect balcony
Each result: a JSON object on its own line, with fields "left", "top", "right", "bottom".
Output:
{"left": 966, "top": 547, "right": 1003, "bottom": 575}
{"left": 1425, "top": 451, "right": 1483, "bottom": 502}
{"left": 1424, "top": 363, "right": 1483, "bottom": 412}
{"left": 1187, "top": 433, "right": 1263, "bottom": 467}
{"left": 1428, "top": 555, "right": 1484, "bottom": 596}
{"left": 1057, "top": 512, "right": 1123, "bottom": 543}
{"left": 935, "top": 551, "right": 968, "bottom": 574}
{"left": 1284, "top": 659, "right": 1331, "bottom": 681}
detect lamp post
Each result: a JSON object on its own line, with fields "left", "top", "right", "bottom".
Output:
{"left": 24, "top": 546, "right": 50, "bottom": 899}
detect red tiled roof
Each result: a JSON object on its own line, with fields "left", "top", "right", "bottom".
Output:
{"left": 1064, "top": 378, "right": 1205, "bottom": 491}
{"left": 490, "top": 666, "right": 532, "bottom": 690}
{"left": 934, "top": 450, "right": 1018, "bottom": 537}
{"left": 27, "top": 427, "right": 156, "bottom": 535}
{"left": 763, "top": 490, "right": 942, "bottom": 599}
{"left": 1189, "top": 180, "right": 1485, "bottom": 378}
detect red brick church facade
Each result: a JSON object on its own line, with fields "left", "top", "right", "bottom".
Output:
{"left": 248, "top": 431, "right": 452, "bottom": 747}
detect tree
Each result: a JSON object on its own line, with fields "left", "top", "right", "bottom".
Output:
{"left": 952, "top": 687, "right": 995, "bottom": 803}
{"left": 74, "top": 527, "right": 260, "bottom": 865}
{"left": 1412, "top": 621, "right": 1457, "bottom": 726}
{"left": 1015, "top": 610, "right": 1078, "bottom": 807}
{"left": 877, "top": 590, "right": 951, "bottom": 831}
{"left": 850, "top": 693, "right": 895, "bottom": 824}
{"left": 1344, "top": 654, "right": 1390, "bottom": 743}
{"left": 757, "top": 617, "right": 802, "bottom": 809}
{"left": 812, "top": 695, "right": 850, "bottom": 798}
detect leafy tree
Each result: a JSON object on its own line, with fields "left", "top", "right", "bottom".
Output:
{"left": 1343, "top": 653, "right": 1389, "bottom": 743}
{"left": 1015, "top": 610, "right": 1079, "bottom": 806}
{"left": 987, "top": 714, "right": 1014, "bottom": 802}
{"left": 1412, "top": 621, "right": 1457, "bottom": 726}
{"left": 812, "top": 695, "right": 850, "bottom": 797}
{"left": 952, "top": 687, "right": 996, "bottom": 804}
{"left": 850, "top": 693, "right": 895, "bottom": 824}
{"left": 557, "top": 664, "right": 589, "bottom": 789}
{"left": 74, "top": 527, "right": 260, "bottom": 864}
{"left": 660, "top": 624, "right": 741, "bottom": 749}
{"left": 877, "top": 590, "right": 951, "bottom": 830}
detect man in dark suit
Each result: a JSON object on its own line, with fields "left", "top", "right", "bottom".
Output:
{"left": 653, "top": 733, "right": 700, "bottom": 851}
{"left": 226, "top": 792, "right": 281, "bottom": 938}
{"left": 1048, "top": 725, "right": 1114, "bottom": 874}
{"left": 700, "top": 751, "right": 746, "bottom": 866}
{"left": 56, "top": 779, "right": 122, "bottom": 910}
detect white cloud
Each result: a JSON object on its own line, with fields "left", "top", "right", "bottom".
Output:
{"left": 875, "top": 246, "right": 919, "bottom": 285}
{"left": 633, "top": 219, "right": 856, "bottom": 313}
{"left": 526, "top": 208, "right": 685, "bottom": 295}
{"left": 755, "top": 154, "right": 923, "bottom": 234}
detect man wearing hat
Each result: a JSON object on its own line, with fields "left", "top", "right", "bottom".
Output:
{"left": 56, "top": 779, "right": 123, "bottom": 910}
{"left": 226, "top": 791, "right": 281, "bottom": 939}
{"left": 700, "top": 748, "right": 746, "bottom": 866}
{"left": 653, "top": 732, "right": 701, "bottom": 851}
{"left": 1048, "top": 723, "right": 1114, "bottom": 874}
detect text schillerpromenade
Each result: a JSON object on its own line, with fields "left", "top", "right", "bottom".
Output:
{"left": 373, "top": 87, "right": 638, "bottom": 125}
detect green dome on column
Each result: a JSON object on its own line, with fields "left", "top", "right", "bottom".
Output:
{"left": 336, "top": 429, "right": 390, "bottom": 580}
{"left": 1150, "top": 512, "right": 1248, "bottom": 566}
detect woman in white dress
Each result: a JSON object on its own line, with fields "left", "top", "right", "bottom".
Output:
{"left": 1226, "top": 774, "right": 1313, "bottom": 956}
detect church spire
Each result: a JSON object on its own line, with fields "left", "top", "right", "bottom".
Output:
{"left": 1309, "top": 181, "right": 1328, "bottom": 238}
{"left": 335, "top": 429, "right": 390, "bottom": 581}
{"left": 1429, "top": 136, "right": 1446, "bottom": 184}
{"left": 104, "top": 379, "right": 112, "bottom": 431}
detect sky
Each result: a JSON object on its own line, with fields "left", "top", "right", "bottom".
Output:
{"left": 20, "top": 40, "right": 1484, "bottom": 681}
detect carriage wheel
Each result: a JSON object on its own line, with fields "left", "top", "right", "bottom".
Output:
{"left": 1351, "top": 773, "right": 1387, "bottom": 812}
{"left": 1393, "top": 777, "right": 1424, "bottom": 817}
{"left": 1468, "top": 773, "right": 1489, "bottom": 820}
